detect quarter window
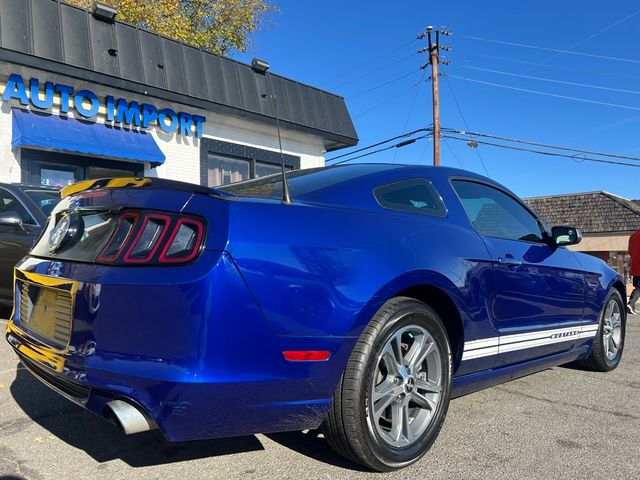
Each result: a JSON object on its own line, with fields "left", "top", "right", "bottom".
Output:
{"left": 452, "top": 180, "right": 544, "bottom": 242}
{"left": 374, "top": 178, "right": 446, "bottom": 217}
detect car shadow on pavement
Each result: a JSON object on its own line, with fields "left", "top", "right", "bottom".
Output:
{"left": 10, "top": 368, "right": 264, "bottom": 467}
{"left": 265, "top": 430, "right": 370, "bottom": 472}
{"left": 559, "top": 362, "right": 592, "bottom": 372}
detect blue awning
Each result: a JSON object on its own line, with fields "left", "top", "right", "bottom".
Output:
{"left": 11, "top": 108, "right": 165, "bottom": 166}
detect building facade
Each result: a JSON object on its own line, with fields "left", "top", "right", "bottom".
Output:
{"left": 0, "top": 0, "right": 358, "bottom": 188}
{"left": 525, "top": 191, "right": 640, "bottom": 280}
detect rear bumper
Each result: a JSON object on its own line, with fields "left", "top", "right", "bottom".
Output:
{"left": 5, "top": 251, "right": 353, "bottom": 441}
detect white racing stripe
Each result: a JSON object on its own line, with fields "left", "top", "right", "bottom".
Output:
{"left": 461, "top": 323, "right": 599, "bottom": 361}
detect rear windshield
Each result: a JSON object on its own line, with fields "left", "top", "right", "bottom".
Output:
{"left": 20, "top": 188, "right": 60, "bottom": 216}
{"left": 219, "top": 165, "right": 393, "bottom": 199}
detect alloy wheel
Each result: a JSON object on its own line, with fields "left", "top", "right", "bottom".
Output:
{"left": 602, "top": 298, "right": 622, "bottom": 360}
{"left": 368, "top": 325, "right": 443, "bottom": 448}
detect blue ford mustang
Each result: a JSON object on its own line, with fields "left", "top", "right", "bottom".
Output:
{"left": 5, "top": 165, "right": 625, "bottom": 471}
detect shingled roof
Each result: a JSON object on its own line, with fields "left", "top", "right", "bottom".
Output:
{"left": 525, "top": 192, "right": 640, "bottom": 234}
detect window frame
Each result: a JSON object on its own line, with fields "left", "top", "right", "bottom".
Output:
{"left": 200, "top": 138, "right": 301, "bottom": 187}
{"left": 449, "top": 176, "right": 547, "bottom": 245}
{"left": 373, "top": 177, "right": 448, "bottom": 218}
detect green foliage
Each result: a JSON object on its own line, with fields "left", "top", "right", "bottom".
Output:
{"left": 67, "top": 0, "right": 274, "bottom": 55}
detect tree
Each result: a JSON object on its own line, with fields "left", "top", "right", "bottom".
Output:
{"left": 67, "top": 0, "right": 274, "bottom": 55}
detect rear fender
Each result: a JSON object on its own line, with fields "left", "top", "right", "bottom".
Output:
{"left": 351, "top": 270, "right": 468, "bottom": 335}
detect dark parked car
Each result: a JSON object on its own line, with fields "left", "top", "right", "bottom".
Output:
{"left": 5, "top": 166, "right": 625, "bottom": 471}
{"left": 0, "top": 183, "right": 59, "bottom": 306}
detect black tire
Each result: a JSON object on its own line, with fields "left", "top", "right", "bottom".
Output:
{"left": 322, "top": 297, "right": 452, "bottom": 471}
{"left": 579, "top": 288, "right": 626, "bottom": 372}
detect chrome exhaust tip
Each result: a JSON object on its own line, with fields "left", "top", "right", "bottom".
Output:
{"left": 106, "top": 399, "right": 154, "bottom": 435}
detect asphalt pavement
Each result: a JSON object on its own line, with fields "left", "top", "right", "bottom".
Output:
{"left": 0, "top": 312, "right": 639, "bottom": 480}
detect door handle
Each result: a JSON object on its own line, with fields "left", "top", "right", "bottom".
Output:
{"left": 498, "top": 256, "right": 522, "bottom": 268}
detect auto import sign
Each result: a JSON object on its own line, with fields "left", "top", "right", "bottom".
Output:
{"left": 1, "top": 73, "right": 206, "bottom": 138}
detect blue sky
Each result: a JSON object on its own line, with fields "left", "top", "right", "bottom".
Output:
{"left": 235, "top": 1, "right": 640, "bottom": 200}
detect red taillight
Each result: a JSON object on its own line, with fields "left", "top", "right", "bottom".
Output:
{"left": 97, "top": 212, "right": 139, "bottom": 263}
{"left": 97, "top": 210, "right": 205, "bottom": 265}
{"left": 283, "top": 351, "right": 331, "bottom": 362}
{"left": 123, "top": 213, "right": 171, "bottom": 263}
{"left": 158, "top": 218, "right": 204, "bottom": 263}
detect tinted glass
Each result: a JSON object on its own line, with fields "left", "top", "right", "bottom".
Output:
{"left": 452, "top": 180, "right": 543, "bottom": 242}
{"left": 21, "top": 189, "right": 59, "bottom": 217}
{"left": 0, "top": 189, "right": 35, "bottom": 225}
{"left": 374, "top": 178, "right": 446, "bottom": 217}
{"left": 220, "top": 165, "right": 395, "bottom": 199}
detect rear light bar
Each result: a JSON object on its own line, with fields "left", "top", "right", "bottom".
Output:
{"left": 97, "top": 210, "right": 206, "bottom": 265}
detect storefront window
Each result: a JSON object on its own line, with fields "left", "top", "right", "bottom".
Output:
{"left": 202, "top": 139, "right": 301, "bottom": 188}
{"left": 23, "top": 149, "right": 144, "bottom": 186}
{"left": 40, "top": 167, "right": 77, "bottom": 187}
{"left": 207, "top": 155, "right": 251, "bottom": 186}
{"left": 255, "top": 161, "right": 283, "bottom": 178}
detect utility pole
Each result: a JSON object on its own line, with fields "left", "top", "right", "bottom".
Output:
{"left": 427, "top": 27, "right": 440, "bottom": 165}
{"left": 420, "top": 26, "right": 451, "bottom": 166}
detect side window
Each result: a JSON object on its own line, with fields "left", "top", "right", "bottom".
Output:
{"left": 451, "top": 180, "right": 543, "bottom": 242}
{"left": 374, "top": 178, "right": 446, "bottom": 217}
{"left": 0, "top": 189, "right": 36, "bottom": 225}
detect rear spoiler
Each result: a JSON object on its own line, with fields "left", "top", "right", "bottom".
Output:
{"left": 60, "top": 177, "right": 231, "bottom": 200}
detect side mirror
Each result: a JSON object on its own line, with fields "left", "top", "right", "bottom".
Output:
{"left": 552, "top": 226, "right": 582, "bottom": 246}
{"left": 0, "top": 212, "right": 23, "bottom": 229}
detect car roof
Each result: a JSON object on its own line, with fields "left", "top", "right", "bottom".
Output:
{"left": 11, "top": 183, "right": 61, "bottom": 191}
{"left": 0, "top": 182, "right": 61, "bottom": 190}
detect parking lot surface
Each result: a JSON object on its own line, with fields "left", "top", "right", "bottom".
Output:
{"left": 1, "top": 313, "right": 638, "bottom": 480}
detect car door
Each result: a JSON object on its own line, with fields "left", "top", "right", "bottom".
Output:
{"left": 0, "top": 188, "right": 41, "bottom": 304}
{"left": 451, "top": 179, "right": 585, "bottom": 367}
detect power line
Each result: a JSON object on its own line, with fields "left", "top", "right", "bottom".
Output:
{"left": 393, "top": 70, "right": 428, "bottom": 162}
{"left": 469, "top": 53, "right": 640, "bottom": 81}
{"left": 317, "top": 38, "right": 417, "bottom": 87}
{"left": 443, "top": 75, "right": 490, "bottom": 176}
{"left": 352, "top": 82, "right": 423, "bottom": 118}
{"left": 330, "top": 134, "right": 432, "bottom": 165}
{"left": 459, "top": 65, "right": 640, "bottom": 95}
{"left": 326, "top": 52, "right": 418, "bottom": 90}
{"left": 443, "top": 138, "right": 465, "bottom": 168}
{"left": 521, "top": 8, "right": 640, "bottom": 72}
{"left": 448, "top": 74, "right": 640, "bottom": 112}
{"left": 442, "top": 134, "right": 640, "bottom": 168}
{"left": 326, "top": 127, "right": 432, "bottom": 163}
{"left": 347, "top": 69, "right": 421, "bottom": 99}
{"left": 441, "top": 127, "right": 640, "bottom": 162}
{"left": 459, "top": 35, "right": 640, "bottom": 65}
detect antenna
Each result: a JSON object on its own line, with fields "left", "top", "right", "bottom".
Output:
{"left": 251, "top": 58, "right": 292, "bottom": 204}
